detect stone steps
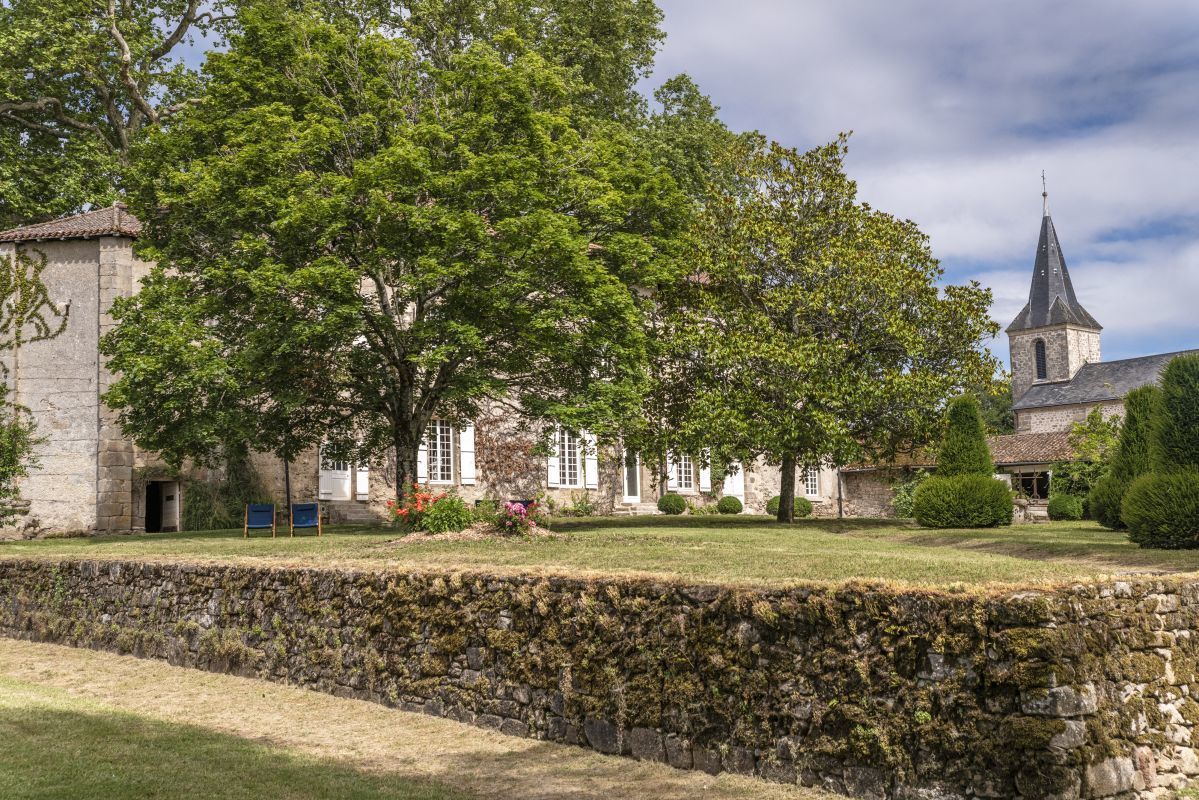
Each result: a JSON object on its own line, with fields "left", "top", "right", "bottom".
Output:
{"left": 325, "top": 501, "right": 384, "bottom": 525}
{"left": 610, "top": 503, "right": 660, "bottom": 517}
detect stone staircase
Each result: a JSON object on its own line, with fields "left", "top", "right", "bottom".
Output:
{"left": 324, "top": 501, "right": 384, "bottom": 526}
{"left": 611, "top": 502, "right": 660, "bottom": 517}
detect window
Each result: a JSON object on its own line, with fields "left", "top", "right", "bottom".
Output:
{"left": 1034, "top": 339, "right": 1048, "bottom": 381}
{"left": 1013, "top": 471, "right": 1050, "bottom": 501}
{"left": 802, "top": 470, "right": 820, "bottom": 497}
{"left": 426, "top": 420, "right": 454, "bottom": 483}
{"left": 677, "top": 454, "right": 694, "bottom": 490}
{"left": 558, "top": 428, "right": 582, "bottom": 487}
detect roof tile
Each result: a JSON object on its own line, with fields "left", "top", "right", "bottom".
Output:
{"left": 0, "top": 204, "right": 142, "bottom": 243}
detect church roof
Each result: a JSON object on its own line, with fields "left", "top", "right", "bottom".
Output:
{"left": 0, "top": 204, "right": 142, "bottom": 243}
{"left": 1013, "top": 349, "right": 1199, "bottom": 410}
{"left": 1007, "top": 212, "right": 1101, "bottom": 332}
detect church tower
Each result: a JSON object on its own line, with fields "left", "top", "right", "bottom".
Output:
{"left": 1007, "top": 184, "right": 1102, "bottom": 401}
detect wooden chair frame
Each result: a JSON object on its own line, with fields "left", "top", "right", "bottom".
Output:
{"left": 243, "top": 504, "right": 277, "bottom": 538}
{"left": 289, "top": 502, "right": 322, "bottom": 537}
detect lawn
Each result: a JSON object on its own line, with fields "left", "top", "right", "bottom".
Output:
{"left": 3, "top": 516, "right": 1197, "bottom": 591}
{"left": 0, "top": 639, "right": 824, "bottom": 800}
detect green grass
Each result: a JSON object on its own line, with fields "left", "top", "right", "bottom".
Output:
{"left": 5, "top": 516, "right": 1199, "bottom": 590}
{"left": 0, "top": 677, "right": 461, "bottom": 800}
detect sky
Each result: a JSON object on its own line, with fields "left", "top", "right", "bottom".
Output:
{"left": 647, "top": 0, "right": 1199, "bottom": 366}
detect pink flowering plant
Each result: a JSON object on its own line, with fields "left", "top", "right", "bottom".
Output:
{"left": 495, "top": 500, "right": 545, "bottom": 536}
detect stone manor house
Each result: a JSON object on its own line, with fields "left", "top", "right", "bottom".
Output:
{"left": 2, "top": 196, "right": 1191, "bottom": 535}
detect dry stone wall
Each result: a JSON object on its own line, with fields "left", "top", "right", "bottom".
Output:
{"left": 1, "top": 558, "right": 1197, "bottom": 800}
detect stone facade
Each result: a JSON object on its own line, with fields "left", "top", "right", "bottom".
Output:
{"left": 0, "top": 237, "right": 151, "bottom": 535}
{"left": 1010, "top": 324, "right": 1102, "bottom": 402}
{"left": 4, "top": 557, "right": 1199, "bottom": 799}
{"left": 1017, "top": 399, "right": 1123, "bottom": 435}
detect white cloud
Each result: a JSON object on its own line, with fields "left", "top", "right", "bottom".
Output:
{"left": 648, "top": 0, "right": 1199, "bottom": 365}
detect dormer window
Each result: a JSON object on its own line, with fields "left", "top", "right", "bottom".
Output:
{"left": 1034, "top": 339, "right": 1048, "bottom": 381}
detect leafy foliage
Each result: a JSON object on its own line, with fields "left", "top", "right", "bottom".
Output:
{"left": 975, "top": 377, "right": 1015, "bottom": 435}
{"left": 1150, "top": 355, "right": 1199, "bottom": 472}
{"left": 1123, "top": 471, "right": 1199, "bottom": 549}
{"left": 891, "top": 470, "right": 930, "bottom": 518}
{"left": 766, "top": 495, "right": 814, "bottom": 519}
{"left": 495, "top": 500, "right": 547, "bottom": 536}
{"left": 716, "top": 495, "right": 743, "bottom": 515}
{"left": 421, "top": 494, "right": 474, "bottom": 535}
{"left": 680, "top": 135, "right": 997, "bottom": 522}
{"left": 657, "top": 493, "right": 686, "bottom": 515}
{"left": 936, "top": 395, "right": 994, "bottom": 477}
{"left": 1091, "top": 385, "right": 1159, "bottom": 530}
{"left": 180, "top": 453, "right": 271, "bottom": 532}
{"left": 912, "top": 475, "right": 1012, "bottom": 529}
{"left": 104, "top": 1, "right": 686, "bottom": 501}
{"left": 1046, "top": 494, "right": 1084, "bottom": 522}
{"left": 0, "top": 385, "right": 39, "bottom": 526}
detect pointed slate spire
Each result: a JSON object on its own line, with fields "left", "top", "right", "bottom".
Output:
{"left": 1007, "top": 186, "right": 1101, "bottom": 332}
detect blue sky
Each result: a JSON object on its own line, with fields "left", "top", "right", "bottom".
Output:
{"left": 647, "top": 0, "right": 1199, "bottom": 366}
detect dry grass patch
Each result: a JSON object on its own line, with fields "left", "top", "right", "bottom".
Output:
{"left": 0, "top": 639, "right": 829, "bottom": 800}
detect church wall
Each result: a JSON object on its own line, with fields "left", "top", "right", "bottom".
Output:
{"left": 1016, "top": 400, "right": 1124, "bottom": 435}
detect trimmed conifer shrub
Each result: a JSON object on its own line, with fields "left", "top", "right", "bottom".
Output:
{"left": 1046, "top": 493, "right": 1084, "bottom": 521}
{"left": 1089, "top": 384, "right": 1159, "bottom": 530}
{"left": 1150, "top": 354, "right": 1199, "bottom": 471}
{"left": 1123, "top": 471, "right": 1199, "bottom": 549}
{"left": 657, "top": 493, "right": 686, "bottom": 515}
{"left": 716, "top": 495, "right": 743, "bottom": 515}
{"left": 936, "top": 395, "right": 994, "bottom": 477}
{"left": 766, "top": 495, "right": 813, "bottom": 518}
{"left": 912, "top": 475, "right": 1012, "bottom": 528}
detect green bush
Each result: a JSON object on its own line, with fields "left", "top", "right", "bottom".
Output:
{"left": 422, "top": 494, "right": 473, "bottom": 534}
{"left": 1047, "top": 493, "right": 1084, "bottom": 521}
{"left": 1151, "top": 354, "right": 1199, "bottom": 471}
{"left": 912, "top": 474, "right": 1012, "bottom": 528}
{"left": 716, "top": 495, "right": 743, "bottom": 515}
{"left": 472, "top": 499, "right": 499, "bottom": 525}
{"left": 1088, "top": 475, "right": 1126, "bottom": 530}
{"left": 937, "top": 395, "right": 994, "bottom": 477}
{"left": 766, "top": 495, "right": 813, "bottom": 518}
{"left": 891, "top": 470, "right": 929, "bottom": 518}
{"left": 1123, "top": 471, "right": 1199, "bottom": 549}
{"left": 657, "top": 493, "right": 686, "bottom": 515}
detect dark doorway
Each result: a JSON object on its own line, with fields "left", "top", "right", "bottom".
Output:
{"left": 145, "top": 482, "right": 163, "bottom": 533}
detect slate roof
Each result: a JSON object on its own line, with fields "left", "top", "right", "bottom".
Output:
{"left": 0, "top": 204, "right": 142, "bottom": 243}
{"left": 845, "top": 432, "right": 1074, "bottom": 471}
{"left": 1007, "top": 213, "right": 1101, "bottom": 332}
{"left": 1013, "top": 349, "right": 1199, "bottom": 411}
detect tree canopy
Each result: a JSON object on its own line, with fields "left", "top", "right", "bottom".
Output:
{"left": 102, "top": 0, "right": 686, "bottom": 498}
{"left": 679, "top": 135, "right": 998, "bottom": 520}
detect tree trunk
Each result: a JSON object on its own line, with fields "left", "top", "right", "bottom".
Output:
{"left": 283, "top": 458, "right": 292, "bottom": 522}
{"left": 778, "top": 454, "right": 797, "bottom": 523}
{"left": 836, "top": 466, "right": 844, "bottom": 519}
{"left": 393, "top": 436, "right": 420, "bottom": 505}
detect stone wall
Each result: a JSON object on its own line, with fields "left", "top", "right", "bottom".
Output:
{"left": 1009, "top": 324, "right": 1101, "bottom": 401}
{"left": 2, "top": 558, "right": 1196, "bottom": 799}
{"left": 1017, "top": 400, "right": 1124, "bottom": 435}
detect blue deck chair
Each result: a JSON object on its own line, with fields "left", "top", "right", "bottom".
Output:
{"left": 290, "top": 502, "right": 322, "bottom": 537}
{"left": 244, "top": 504, "right": 276, "bottom": 538}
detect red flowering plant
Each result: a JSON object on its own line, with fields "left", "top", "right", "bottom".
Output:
{"left": 387, "top": 484, "right": 473, "bottom": 534}
{"left": 495, "top": 500, "right": 547, "bottom": 536}
{"left": 386, "top": 484, "right": 444, "bottom": 531}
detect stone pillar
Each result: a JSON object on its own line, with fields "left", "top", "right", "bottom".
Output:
{"left": 94, "top": 237, "right": 135, "bottom": 532}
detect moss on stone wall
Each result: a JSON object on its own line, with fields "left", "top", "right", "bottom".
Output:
{"left": 0, "top": 559, "right": 1197, "bottom": 798}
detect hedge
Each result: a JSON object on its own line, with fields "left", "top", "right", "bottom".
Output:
{"left": 766, "top": 495, "right": 813, "bottom": 519}
{"left": 912, "top": 474, "right": 1012, "bottom": 529}
{"left": 1046, "top": 493, "right": 1084, "bottom": 522}
{"left": 716, "top": 496, "right": 743, "bottom": 515}
{"left": 657, "top": 493, "right": 687, "bottom": 515}
{"left": 1123, "top": 471, "right": 1199, "bottom": 549}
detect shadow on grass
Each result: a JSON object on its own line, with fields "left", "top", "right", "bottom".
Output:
{"left": 0, "top": 702, "right": 460, "bottom": 800}
{"left": 549, "top": 515, "right": 907, "bottom": 534}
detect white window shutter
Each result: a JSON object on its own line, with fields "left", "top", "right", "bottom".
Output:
{"left": 699, "top": 465, "right": 712, "bottom": 492}
{"left": 417, "top": 434, "right": 428, "bottom": 482}
{"left": 355, "top": 464, "right": 370, "bottom": 500}
{"left": 667, "top": 459, "right": 679, "bottom": 490}
{"left": 460, "top": 423, "right": 477, "bottom": 485}
{"left": 547, "top": 428, "right": 561, "bottom": 487}
{"left": 583, "top": 430, "right": 599, "bottom": 489}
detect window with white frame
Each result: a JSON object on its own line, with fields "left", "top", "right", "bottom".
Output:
{"left": 558, "top": 428, "right": 582, "bottom": 487}
{"left": 426, "top": 420, "right": 454, "bottom": 483}
{"left": 802, "top": 469, "right": 819, "bottom": 497}
{"left": 677, "top": 454, "right": 694, "bottom": 490}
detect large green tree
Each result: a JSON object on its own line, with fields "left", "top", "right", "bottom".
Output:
{"left": 0, "top": 0, "right": 230, "bottom": 224}
{"left": 682, "top": 135, "right": 998, "bottom": 521}
{"left": 102, "top": 1, "right": 685, "bottom": 501}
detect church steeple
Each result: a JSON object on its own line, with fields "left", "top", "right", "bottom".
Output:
{"left": 1006, "top": 184, "right": 1101, "bottom": 333}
